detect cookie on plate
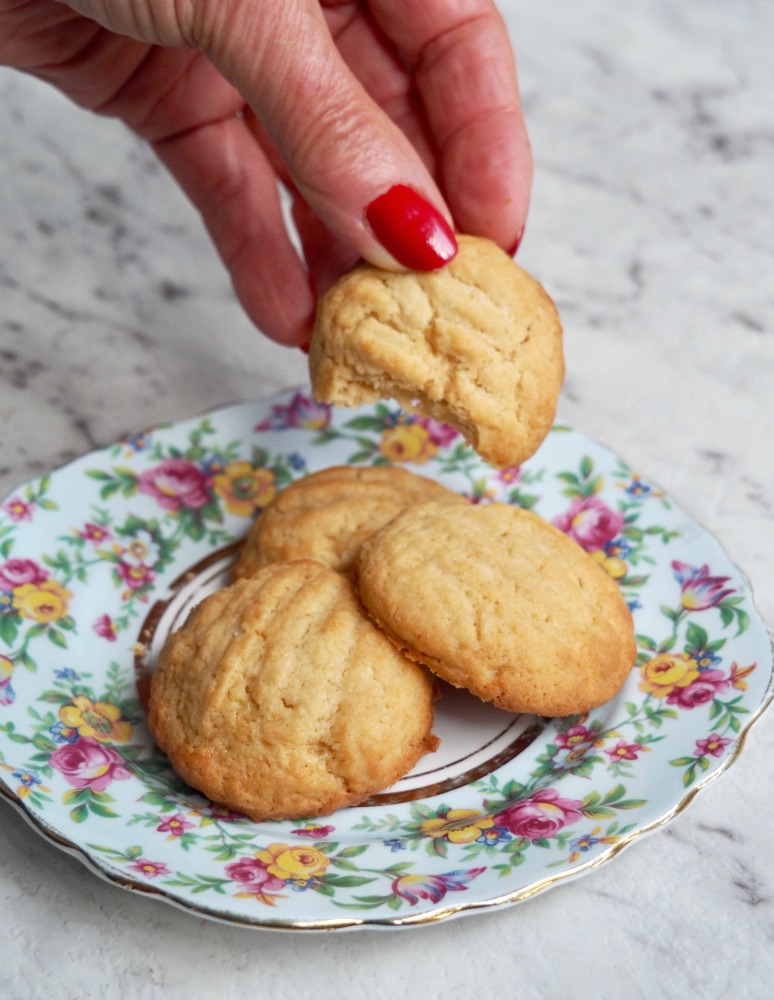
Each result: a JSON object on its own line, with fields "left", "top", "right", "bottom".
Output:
{"left": 148, "top": 559, "right": 438, "bottom": 821}
{"left": 308, "top": 234, "right": 564, "bottom": 469}
{"left": 232, "top": 464, "right": 467, "bottom": 578}
{"left": 355, "top": 502, "right": 635, "bottom": 717}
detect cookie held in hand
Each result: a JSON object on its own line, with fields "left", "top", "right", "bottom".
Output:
{"left": 232, "top": 464, "right": 466, "bottom": 579}
{"left": 309, "top": 235, "right": 564, "bottom": 469}
{"left": 148, "top": 559, "right": 439, "bottom": 821}
{"left": 354, "top": 502, "right": 636, "bottom": 717}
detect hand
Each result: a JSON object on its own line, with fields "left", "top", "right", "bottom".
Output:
{"left": 1, "top": 0, "right": 532, "bottom": 346}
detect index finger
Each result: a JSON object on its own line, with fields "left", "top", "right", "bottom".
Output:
{"left": 366, "top": 0, "right": 532, "bottom": 250}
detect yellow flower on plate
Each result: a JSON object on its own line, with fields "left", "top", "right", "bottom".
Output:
{"left": 256, "top": 843, "right": 330, "bottom": 882}
{"left": 12, "top": 579, "right": 72, "bottom": 623}
{"left": 379, "top": 423, "right": 437, "bottom": 464}
{"left": 212, "top": 461, "right": 277, "bottom": 517}
{"left": 639, "top": 652, "right": 700, "bottom": 699}
{"left": 590, "top": 550, "right": 628, "bottom": 580}
{"left": 420, "top": 809, "right": 495, "bottom": 844}
{"left": 59, "top": 695, "right": 133, "bottom": 743}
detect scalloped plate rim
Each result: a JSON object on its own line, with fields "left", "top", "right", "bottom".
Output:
{"left": 1, "top": 388, "right": 772, "bottom": 931}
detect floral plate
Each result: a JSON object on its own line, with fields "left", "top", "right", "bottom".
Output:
{"left": 1, "top": 388, "right": 772, "bottom": 930}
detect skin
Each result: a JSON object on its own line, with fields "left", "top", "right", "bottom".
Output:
{"left": 0, "top": 0, "right": 532, "bottom": 346}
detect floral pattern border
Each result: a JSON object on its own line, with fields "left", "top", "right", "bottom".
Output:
{"left": 1, "top": 388, "right": 772, "bottom": 928}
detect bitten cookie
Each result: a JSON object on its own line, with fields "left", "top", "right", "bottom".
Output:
{"left": 355, "top": 502, "right": 636, "bottom": 717}
{"left": 309, "top": 234, "right": 564, "bottom": 469}
{"left": 148, "top": 560, "right": 438, "bottom": 821}
{"left": 232, "top": 464, "right": 467, "bottom": 578}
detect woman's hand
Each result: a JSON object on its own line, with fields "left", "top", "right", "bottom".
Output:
{"left": 1, "top": 0, "right": 532, "bottom": 346}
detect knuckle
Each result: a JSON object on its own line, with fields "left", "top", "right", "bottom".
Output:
{"left": 285, "top": 85, "right": 382, "bottom": 191}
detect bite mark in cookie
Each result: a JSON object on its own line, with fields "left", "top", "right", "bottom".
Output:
{"left": 309, "top": 235, "right": 564, "bottom": 469}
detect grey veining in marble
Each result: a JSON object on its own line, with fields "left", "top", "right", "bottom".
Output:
{"left": 1, "top": 2, "right": 773, "bottom": 998}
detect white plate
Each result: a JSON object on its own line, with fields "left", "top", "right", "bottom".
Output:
{"left": 1, "top": 388, "right": 771, "bottom": 929}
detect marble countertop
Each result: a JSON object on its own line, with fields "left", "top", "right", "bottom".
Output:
{"left": 1, "top": 1, "right": 773, "bottom": 997}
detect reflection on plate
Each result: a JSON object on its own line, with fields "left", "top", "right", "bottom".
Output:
{"left": 0, "top": 388, "right": 771, "bottom": 930}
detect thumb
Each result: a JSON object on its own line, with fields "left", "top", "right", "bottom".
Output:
{"left": 193, "top": 0, "right": 457, "bottom": 271}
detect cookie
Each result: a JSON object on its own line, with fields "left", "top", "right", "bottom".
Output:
{"left": 355, "top": 502, "right": 635, "bottom": 717}
{"left": 148, "top": 559, "right": 438, "bottom": 821}
{"left": 232, "top": 464, "right": 467, "bottom": 578}
{"left": 308, "top": 234, "right": 564, "bottom": 469}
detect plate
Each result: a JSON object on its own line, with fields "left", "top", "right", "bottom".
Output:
{"left": 1, "top": 388, "right": 771, "bottom": 930}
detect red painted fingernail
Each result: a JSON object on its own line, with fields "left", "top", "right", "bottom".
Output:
{"left": 365, "top": 185, "right": 457, "bottom": 270}
{"left": 507, "top": 225, "right": 525, "bottom": 257}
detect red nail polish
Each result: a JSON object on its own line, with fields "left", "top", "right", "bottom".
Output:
{"left": 507, "top": 225, "right": 525, "bottom": 257}
{"left": 365, "top": 185, "right": 457, "bottom": 270}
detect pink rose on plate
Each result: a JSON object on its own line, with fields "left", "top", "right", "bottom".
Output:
{"left": 49, "top": 736, "right": 132, "bottom": 792}
{"left": 0, "top": 558, "right": 49, "bottom": 591}
{"left": 226, "top": 857, "right": 285, "bottom": 894}
{"left": 553, "top": 496, "right": 624, "bottom": 552}
{"left": 414, "top": 416, "right": 460, "bottom": 448}
{"left": 137, "top": 458, "right": 211, "bottom": 511}
{"left": 494, "top": 788, "right": 583, "bottom": 840}
{"left": 667, "top": 669, "right": 730, "bottom": 709}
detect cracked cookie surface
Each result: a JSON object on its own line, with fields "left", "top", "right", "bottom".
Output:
{"left": 309, "top": 235, "right": 564, "bottom": 469}
{"left": 355, "top": 502, "right": 636, "bottom": 717}
{"left": 232, "top": 464, "right": 467, "bottom": 579}
{"left": 148, "top": 559, "right": 438, "bottom": 820}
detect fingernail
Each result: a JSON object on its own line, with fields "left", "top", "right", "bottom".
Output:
{"left": 365, "top": 185, "right": 457, "bottom": 270}
{"left": 507, "top": 225, "right": 525, "bottom": 257}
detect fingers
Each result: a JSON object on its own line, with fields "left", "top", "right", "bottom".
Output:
{"left": 322, "top": 1, "right": 438, "bottom": 175}
{"left": 27, "top": 0, "right": 530, "bottom": 348}
{"left": 368, "top": 0, "right": 532, "bottom": 251}
{"left": 192, "top": 0, "right": 457, "bottom": 271}
{"left": 291, "top": 195, "right": 361, "bottom": 300}
{"left": 153, "top": 113, "right": 316, "bottom": 347}
{"left": 239, "top": 107, "right": 362, "bottom": 296}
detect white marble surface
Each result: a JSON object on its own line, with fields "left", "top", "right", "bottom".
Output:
{"left": 1, "top": 1, "right": 773, "bottom": 997}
